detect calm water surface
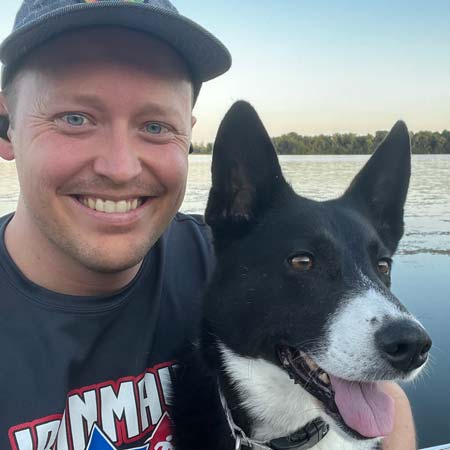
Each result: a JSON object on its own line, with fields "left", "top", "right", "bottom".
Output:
{"left": 0, "top": 155, "right": 449, "bottom": 447}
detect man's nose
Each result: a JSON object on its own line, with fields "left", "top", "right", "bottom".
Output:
{"left": 375, "top": 319, "right": 432, "bottom": 373}
{"left": 93, "top": 129, "right": 142, "bottom": 183}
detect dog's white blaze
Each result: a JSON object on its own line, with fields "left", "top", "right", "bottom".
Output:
{"left": 220, "top": 344, "right": 378, "bottom": 450}
{"left": 315, "top": 285, "right": 423, "bottom": 380}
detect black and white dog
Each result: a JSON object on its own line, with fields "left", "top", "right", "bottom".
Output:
{"left": 172, "top": 102, "right": 431, "bottom": 450}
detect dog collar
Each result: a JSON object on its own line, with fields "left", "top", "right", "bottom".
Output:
{"left": 219, "top": 385, "right": 329, "bottom": 450}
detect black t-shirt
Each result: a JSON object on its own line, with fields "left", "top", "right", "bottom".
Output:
{"left": 0, "top": 212, "right": 214, "bottom": 450}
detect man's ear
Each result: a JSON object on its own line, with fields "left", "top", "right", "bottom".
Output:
{"left": 0, "top": 93, "right": 14, "bottom": 161}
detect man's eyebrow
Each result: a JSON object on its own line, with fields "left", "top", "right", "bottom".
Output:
{"left": 59, "top": 94, "right": 186, "bottom": 122}
{"left": 65, "top": 94, "right": 105, "bottom": 109}
{"left": 133, "top": 103, "right": 186, "bottom": 123}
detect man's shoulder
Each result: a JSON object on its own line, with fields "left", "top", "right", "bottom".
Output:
{"left": 173, "top": 212, "right": 208, "bottom": 227}
{"left": 168, "top": 212, "right": 212, "bottom": 247}
{"left": 161, "top": 212, "right": 215, "bottom": 279}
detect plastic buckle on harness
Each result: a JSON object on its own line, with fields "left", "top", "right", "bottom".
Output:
{"left": 269, "top": 418, "right": 330, "bottom": 450}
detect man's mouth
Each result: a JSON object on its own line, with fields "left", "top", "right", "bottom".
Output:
{"left": 75, "top": 196, "right": 149, "bottom": 214}
{"left": 277, "top": 345, "right": 395, "bottom": 440}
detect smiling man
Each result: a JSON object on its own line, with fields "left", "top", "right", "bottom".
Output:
{"left": 3, "top": 28, "right": 196, "bottom": 296}
{"left": 0, "top": 1, "right": 415, "bottom": 450}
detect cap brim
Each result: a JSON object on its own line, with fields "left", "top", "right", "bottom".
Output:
{"left": 0, "top": 2, "right": 231, "bottom": 83}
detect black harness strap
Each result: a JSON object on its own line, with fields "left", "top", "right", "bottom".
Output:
{"left": 267, "top": 418, "right": 330, "bottom": 450}
{"left": 219, "top": 385, "right": 329, "bottom": 450}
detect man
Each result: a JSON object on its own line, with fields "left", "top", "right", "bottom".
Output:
{"left": 0, "top": 1, "right": 415, "bottom": 449}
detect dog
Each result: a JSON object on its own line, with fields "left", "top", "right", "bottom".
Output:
{"left": 172, "top": 101, "right": 432, "bottom": 450}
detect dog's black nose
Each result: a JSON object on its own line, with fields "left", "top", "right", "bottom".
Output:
{"left": 375, "top": 320, "right": 432, "bottom": 372}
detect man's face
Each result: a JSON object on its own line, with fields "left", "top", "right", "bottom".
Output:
{"left": 8, "top": 28, "right": 194, "bottom": 275}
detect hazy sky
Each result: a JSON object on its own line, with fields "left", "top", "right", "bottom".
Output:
{"left": 1, "top": 0, "right": 449, "bottom": 142}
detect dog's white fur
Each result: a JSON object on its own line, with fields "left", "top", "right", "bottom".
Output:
{"left": 315, "top": 276, "right": 426, "bottom": 382}
{"left": 219, "top": 277, "right": 428, "bottom": 450}
{"left": 220, "top": 344, "right": 377, "bottom": 450}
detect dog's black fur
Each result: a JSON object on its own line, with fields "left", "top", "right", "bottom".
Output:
{"left": 172, "top": 101, "right": 430, "bottom": 450}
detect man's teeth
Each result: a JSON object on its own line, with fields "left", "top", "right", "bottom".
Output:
{"left": 79, "top": 197, "right": 143, "bottom": 213}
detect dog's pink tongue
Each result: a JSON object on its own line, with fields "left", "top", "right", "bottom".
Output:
{"left": 329, "top": 375, "right": 395, "bottom": 438}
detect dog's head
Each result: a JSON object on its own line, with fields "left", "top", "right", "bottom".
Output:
{"left": 202, "top": 102, "right": 432, "bottom": 443}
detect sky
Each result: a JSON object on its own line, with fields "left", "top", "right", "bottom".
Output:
{"left": 1, "top": 0, "right": 449, "bottom": 143}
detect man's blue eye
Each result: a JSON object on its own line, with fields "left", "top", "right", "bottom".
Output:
{"left": 63, "top": 114, "right": 87, "bottom": 126}
{"left": 145, "top": 123, "right": 168, "bottom": 134}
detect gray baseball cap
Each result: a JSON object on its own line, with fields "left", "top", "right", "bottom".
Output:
{"left": 0, "top": 0, "right": 232, "bottom": 95}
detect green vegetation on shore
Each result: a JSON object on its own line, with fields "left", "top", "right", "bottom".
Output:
{"left": 193, "top": 130, "right": 450, "bottom": 155}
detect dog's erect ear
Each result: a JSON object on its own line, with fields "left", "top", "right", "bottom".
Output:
{"left": 205, "top": 101, "right": 287, "bottom": 239}
{"left": 343, "top": 121, "right": 411, "bottom": 252}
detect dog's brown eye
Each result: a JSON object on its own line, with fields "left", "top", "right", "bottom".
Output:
{"left": 289, "top": 254, "right": 313, "bottom": 271}
{"left": 377, "top": 259, "right": 391, "bottom": 275}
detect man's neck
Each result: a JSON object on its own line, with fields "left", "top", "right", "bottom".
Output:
{"left": 4, "top": 213, "right": 142, "bottom": 297}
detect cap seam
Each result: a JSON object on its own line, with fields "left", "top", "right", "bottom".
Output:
{"left": 0, "top": 3, "right": 230, "bottom": 61}
{"left": 0, "top": 2, "right": 231, "bottom": 91}
{"left": 5, "top": 3, "right": 180, "bottom": 38}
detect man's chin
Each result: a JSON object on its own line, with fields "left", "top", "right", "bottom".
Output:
{"left": 82, "top": 258, "right": 143, "bottom": 275}
{"left": 47, "top": 229, "right": 156, "bottom": 277}
{"left": 72, "top": 243, "right": 152, "bottom": 275}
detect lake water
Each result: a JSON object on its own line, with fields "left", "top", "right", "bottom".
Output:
{"left": 1, "top": 155, "right": 449, "bottom": 448}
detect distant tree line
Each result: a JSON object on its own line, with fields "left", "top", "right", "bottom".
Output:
{"left": 193, "top": 130, "right": 450, "bottom": 155}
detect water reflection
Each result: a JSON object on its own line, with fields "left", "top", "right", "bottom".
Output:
{"left": 394, "top": 254, "right": 450, "bottom": 448}
{"left": 181, "top": 155, "right": 450, "bottom": 256}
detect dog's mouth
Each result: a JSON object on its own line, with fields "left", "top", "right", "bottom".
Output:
{"left": 277, "top": 345, "right": 395, "bottom": 440}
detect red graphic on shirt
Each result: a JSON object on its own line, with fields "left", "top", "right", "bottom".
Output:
{"left": 146, "top": 413, "right": 174, "bottom": 450}
{"left": 8, "top": 362, "right": 177, "bottom": 450}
